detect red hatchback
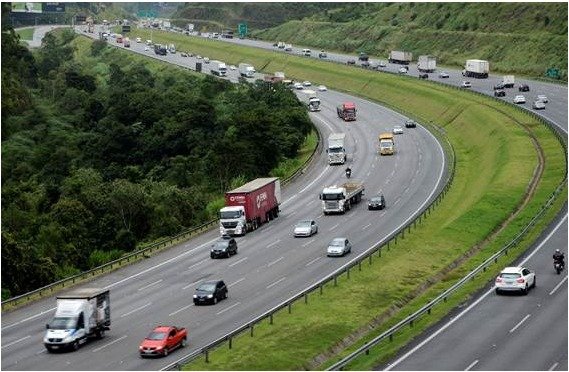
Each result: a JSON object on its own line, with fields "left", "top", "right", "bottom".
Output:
{"left": 139, "top": 326, "right": 187, "bottom": 357}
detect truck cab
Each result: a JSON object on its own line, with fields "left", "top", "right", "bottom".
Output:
{"left": 379, "top": 133, "right": 394, "bottom": 155}
{"left": 337, "top": 102, "right": 356, "bottom": 121}
{"left": 219, "top": 206, "right": 246, "bottom": 236}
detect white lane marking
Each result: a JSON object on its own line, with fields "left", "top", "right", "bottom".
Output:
{"left": 306, "top": 257, "right": 322, "bottom": 266}
{"left": 267, "top": 277, "right": 286, "bottom": 289}
{"left": 549, "top": 276, "right": 567, "bottom": 295}
{"left": 231, "top": 277, "right": 246, "bottom": 286}
{"left": 307, "top": 200, "right": 315, "bottom": 206}
{"left": 548, "top": 362, "right": 560, "bottom": 371}
{"left": 268, "top": 257, "right": 284, "bottom": 267}
{"left": 288, "top": 210, "right": 297, "bottom": 217}
{"left": 120, "top": 302, "right": 152, "bottom": 318}
{"left": 316, "top": 213, "right": 324, "bottom": 219}
{"left": 188, "top": 258, "right": 208, "bottom": 270}
{"left": 267, "top": 239, "right": 281, "bottom": 248}
{"left": 362, "top": 223, "right": 371, "bottom": 230}
{"left": 2, "top": 308, "right": 56, "bottom": 331}
{"left": 137, "top": 279, "right": 163, "bottom": 291}
{"left": 509, "top": 314, "right": 531, "bottom": 333}
{"left": 35, "top": 349, "right": 46, "bottom": 355}
{"left": 385, "top": 214, "right": 567, "bottom": 370}
{"left": 328, "top": 223, "right": 339, "bottom": 231}
{"left": 182, "top": 279, "right": 203, "bottom": 290}
{"left": 169, "top": 303, "right": 194, "bottom": 316}
{"left": 92, "top": 335, "right": 127, "bottom": 352}
{"left": 216, "top": 302, "right": 241, "bottom": 315}
{"left": 298, "top": 165, "right": 331, "bottom": 194}
{"left": 302, "top": 239, "right": 315, "bottom": 247}
{"left": 1, "top": 335, "right": 31, "bottom": 349}
{"left": 465, "top": 359, "right": 479, "bottom": 371}
{"left": 228, "top": 257, "right": 248, "bottom": 267}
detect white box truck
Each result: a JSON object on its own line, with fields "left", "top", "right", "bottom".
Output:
{"left": 417, "top": 55, "right": 436, "bottom": 73}
{"left": 210, "top": 60, "right": 227, "bottom": 77}
{"left": 327, "top": 133, "right": 347, "bottom": 165}
{"left": 44, "top": 288, "right": 110, "bottom": 352}
{"left": 389, "top": 51, "right": 413, "bottom": 65}
{"left": 239, "top": 63, "right": 255, "bottom": 78}
{"left": 300, "top": 89, "right": 321, "bottom": 112}
{"left": 502, "top": 75, "right": 515, "bottom": 88}
{"left": 462, "top": 59, "right": 489, "bottom": 78}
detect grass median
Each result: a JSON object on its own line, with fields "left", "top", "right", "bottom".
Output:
{"left": 126, "top": 30, "right": 566, "bottom": 370}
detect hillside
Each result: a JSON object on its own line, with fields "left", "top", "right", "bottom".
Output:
{"left": 252, "top": 2, "right": 567, "bottom": 79}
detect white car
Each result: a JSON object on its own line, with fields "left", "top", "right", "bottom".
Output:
{"left": 293, "top": 220, "right": 318, "bottom": 237}
{"left": 302, "top": 81, "right": 312, "bottom": 87}
{"left": 532, "top": 100, "right": 546, "bottom": 110}
{"left": 495, "top": 266, "right": 536, "bottom": 295}
{"left": 461, "top": 81, "right": 472, "bottom": 88}
{"left": 537, "top": 94, "right": 548, "bottom": 103}
{"left": 229, "top": 65, "right": 237, "bottom": 70}
{"left": 398, "top": 67, "right": 408, "bottom": 74}
{"left": 293, "top": 82, "right": 304, "bottom": 90}
{"left": 144, "top": 46, "right": 149, "bottom": 51}
{"left": 135, "top": 37, "right": 141, "bottom": 43}
{"left": 317, "top": 85, "right": 327, "bottom": 92}
{"left": 327, "top": 238, "right": 352, "bottom": 257}
{"left": 204, "top": 57, "right": 210, "bottom": 64}
{"left": 513, "top": 95, "right": 526, "bottom": 104}
{"left": 145, "top": 40, "right": 152, "bottom": 45}
{"left": 378, "top": 60, "right": 387, "bottom": 68}
{"left": 284, "top": 44, "right": 292, "bottom": 51}
{"left": 439, "top": 71, "right": 450, "bottom": 78}
{"left": 392, "top": 125, "right": 404, "bottom": 135}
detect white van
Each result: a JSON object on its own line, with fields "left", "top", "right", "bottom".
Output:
{"left": 302, "top": 48, "right": 311, "bottom": 57}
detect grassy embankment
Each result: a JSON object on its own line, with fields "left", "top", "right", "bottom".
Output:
{"left": 124, "top": 29, "right": 568, "bottom": 370}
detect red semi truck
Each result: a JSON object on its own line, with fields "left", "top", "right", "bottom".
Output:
{"left": 337, "top": 102, "right": 356, "bottom": 121}
{"left": 219, "top": 178, "right": 281, "bottom": 236}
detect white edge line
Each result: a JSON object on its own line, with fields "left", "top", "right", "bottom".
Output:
{"left": 385, "top": 214, "right": 567, "bottom": 370}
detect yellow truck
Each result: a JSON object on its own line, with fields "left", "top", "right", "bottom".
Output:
{"left": 379, "top": 133, "right": 394, "bottom": 155}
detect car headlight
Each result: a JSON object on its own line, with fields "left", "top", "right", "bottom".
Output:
{"left": 193, "top": 294, "right": 198, "bottom": 298}
{"left": 207, "top": 294, "right": 213, "bottom": 299}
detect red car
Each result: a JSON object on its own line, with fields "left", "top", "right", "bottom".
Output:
{"left": 139, "top": 326, "right": 187, "bottom": 357}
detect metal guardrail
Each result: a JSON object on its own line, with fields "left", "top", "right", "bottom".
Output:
{"left": 326, "top": 98, "right": 567, "bottom": 370}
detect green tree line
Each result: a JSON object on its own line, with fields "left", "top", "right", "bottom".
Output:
{"left": 1, "top": 15, "right": 312, "bottom": 298}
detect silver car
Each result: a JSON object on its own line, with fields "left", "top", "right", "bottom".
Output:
{"left": 393, "top": 125, "right": 404, "bottom": 135}
{"left": 327, "top": 238, "right": 352, "bottom": 257}
{"left": 293, "top": 220, "right": 318, "bottom": 237}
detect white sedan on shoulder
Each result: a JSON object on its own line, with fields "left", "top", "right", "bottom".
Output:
{"left": 495, "top": 266, "right": 536, "bottom": 295}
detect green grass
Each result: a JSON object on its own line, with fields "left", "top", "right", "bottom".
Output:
{"left": 270, "top": 130, "right": 318, "bottom": 180}
{"left": 16, "top": 27, "right": 34, "bottom": 41}
{"left": 79, "top": 31, "right": 566, "bottom": 369}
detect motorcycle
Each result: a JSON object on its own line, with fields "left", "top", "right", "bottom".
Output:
{"left": 345, "top": 168, "right": 351, "bottom": 178}
{"left": 554, "top": 260, "right": 564, "bottom": 275}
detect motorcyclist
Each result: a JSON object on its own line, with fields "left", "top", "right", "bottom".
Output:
{"left": 345, "top": 167, "right": 352, "bottom": 178}
{"left": 553, "top": 249, "right": 565, "bottom": 269}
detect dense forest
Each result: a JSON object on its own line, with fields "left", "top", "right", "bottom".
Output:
{"left": 1, "top": 12, "right": 312, "bottom": 298}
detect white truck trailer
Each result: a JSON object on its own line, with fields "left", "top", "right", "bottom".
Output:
{"left": 44, "top": 288, "right": 110, "bottom": 352}
{"left": 502, "top": 75, "right": 515, "bottom": 88}
{"left": 327, "top": 133, "right": 346, "bottom": 165}
{"left": 462, "top": 59, "right": 489, "bottom": 79}
{"left": 417, "top": 55, "right": 437, "bottom": 73}
{"left": 388, "top": 50, "right": 413, "bottom": 65}
{"left": 239, "top": 63, "right": 255, "bottom": 78}
{"left": 210, "top": 60, "right": 227, "bottom": 77}
{"left": 300, "top": 89, "right": 321, "bottom": 112}
{"left": 320, "top": 182, "right": 365, "bottom": 214}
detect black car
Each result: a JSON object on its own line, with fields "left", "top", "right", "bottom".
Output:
{"left": 519, "top": 84, "right": 530, "bottom": 92}
{"left": 494, "top": 89, "right": 506, "bottom": 97}
{"left": 193, "top": 280, "right": 228, "bottom": 305}
{"left": 368, "top": 194, "right": 386, "bottom": 210}
{"left": 419, "top": 73, "right": 428, "bottom": 79}
{"left": 210, "top": 238, "right": 238, "bottom": 258}
{"left": 319, "top": 51, "right": 327, "bottom": 59}
{"left": 347, "top": 59, "right": 356, "bottom": 65}
{"left": 361, "top": 61, "right": 370, "bottom": 68}
{"left": 493, "top": 82, "right": 505, "bottom": 90}
{"left": 358, "top": 52, "right": 369, "bottom": 61}
{"left": 405, "top": 119, "right": 417, "bottom": 128}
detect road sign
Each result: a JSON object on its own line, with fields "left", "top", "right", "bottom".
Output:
{"left": 238, "top": 23, "right": 247, "bottom": 37}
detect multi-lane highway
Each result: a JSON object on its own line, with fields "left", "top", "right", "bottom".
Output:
{"left": 3, "top": 25, "right": 565, "bottom": 371}
{"left": 2, "top": 27, "right": 447, "bottom": 370}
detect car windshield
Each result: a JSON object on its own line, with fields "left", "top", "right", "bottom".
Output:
{"left": 220, "top": 210, "right": 240, "bottom": 219}
{"left": 500, "top": 273, "right": 521, "bottom": 279}
{"left": 330, "top": 240, "right": 344, "bottom": 247}
{"left": 371, "top": 197, "right": 382, "bottom": 202}
{"left": 147, "top": 331, "right": 167, "bottom": 340}
{"left": 213, "top": 241, "right": 229, "bottom": 249}
{"left": 380, "top": 142, "right": 392, "bottom": 148}
{"left": 328, "top": 147, "right": 343, "bottom": 153}
{"left": 322, "top": 192, "right": 344, "bottom": 200}
{"left": 296, "top": 221, "right": 311, "bottom": 228}
{"left": 197, "top": 283, "right": 216, "bottom": 292}
{"left": 49, "top": 317, "right": 76, "bottom": 330}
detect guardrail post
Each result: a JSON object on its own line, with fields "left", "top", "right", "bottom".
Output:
{"left": 288, "top": 303, "right": 292, "bottom": 313}
{"left": 410, "top": 319, "right": 414, "bottom": 327}
{"left": 365, "top": 348, "right": 370, "bottom": 355}
{"left": 401, "top": 229, "right": 405, "bottom": 239}
{"left": 205, "top": 350, "right": 209, "bottom": 363}
{"left": 427, "top": 308, "right": 431, "bottom": 315}
{"left": 250, "top": 325, "right": 254, "bottom": 337}
{"left": 305, "top": 293, "right": 308, "bottom": 304}
{"left": 334, "top": 276, "right": 338, "bottom": 286}
{"left": 270, "top": 314, "right": 273, "bottom": 325}
{"left": 229, "top": 337, "right": 232, "bottom": 349}
{"left": 369, "top": 255, "right": 372, "bottom": 265}
{"left": 389, "top": 334, "right": 393, "bottom": 342}
{"left": 320, "top": 285, "right": 323, "bottom": 295}
{"left": 346, "top": 268, "right": 350, "bottom": 279}
{"left": 359, "top": 261, "right": 362, "bottom": 271}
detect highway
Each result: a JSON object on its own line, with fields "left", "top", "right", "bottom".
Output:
{"left": 1, "top": 28, "right": 447, "bottom": 370}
